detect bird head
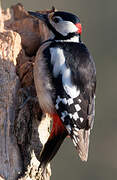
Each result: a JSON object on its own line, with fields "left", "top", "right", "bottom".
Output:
{"left": 28, "top": 10, "right": 82, "bottom": 41}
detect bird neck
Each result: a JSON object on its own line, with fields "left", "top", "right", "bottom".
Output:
{"left": 40, "top": 33, "right": 81, "bottom": 47}
{"left": 53, "top": 32, "right": 81, "bottom": 42}
{"left": 54, "top": 35, "right": 81, "bottom": 43}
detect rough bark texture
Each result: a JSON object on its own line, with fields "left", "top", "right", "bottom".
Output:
{"left": 0, "top": 3, "right": 54, "bottom": 180}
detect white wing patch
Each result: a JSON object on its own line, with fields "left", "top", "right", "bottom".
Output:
{"left": 50, "top": 47, "right": 80, "bottom": 98}
{"left": 72, "top": 112, "right": 79, "bottom": 121}
{"left": 50, "top": 48, "right": 65, "bottom": 77}
{"left": 75, "top": 104, "right": 81, "bottom": 111}
{"left": 55, "top": 95, "right": 83, "bottom": 125}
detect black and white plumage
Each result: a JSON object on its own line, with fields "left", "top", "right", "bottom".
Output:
{"left": 28, "top": 10, "right": 96, "bottom": 170}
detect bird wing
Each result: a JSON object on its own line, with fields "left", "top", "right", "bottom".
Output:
{"left": 49, "top": 42, "right": 96, "bottom": 161}
{"left": 54, "top": 87, "right": 96, "bottom": 161}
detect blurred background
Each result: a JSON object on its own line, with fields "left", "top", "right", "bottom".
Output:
{"left": 2, "top": 0, "right": 117, "bottom": 179}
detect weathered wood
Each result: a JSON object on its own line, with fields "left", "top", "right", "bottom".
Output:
{"left": 0, "top": 4, "right": 54, "bottom": 180}
{"left": 0, "top": 23, "right": 22, "bottom": 180}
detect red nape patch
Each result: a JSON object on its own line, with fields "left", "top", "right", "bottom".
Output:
{"left": 75, "top": 23, "right": 82, "bottom": 34}
{"left": 50, "top": 113, "right": 67, "bottom": 135}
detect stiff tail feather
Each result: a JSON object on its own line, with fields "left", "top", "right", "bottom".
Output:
{"left": 72, "top": 128, "right": 90, "bottom": 161}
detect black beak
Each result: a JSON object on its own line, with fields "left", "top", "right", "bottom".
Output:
{"left": 28, "top": 11, "right": 48, "bottom": 23}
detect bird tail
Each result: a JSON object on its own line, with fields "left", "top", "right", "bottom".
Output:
{"left": 39, "top": 113, "right": 68, "bottom": 170}
{"left": 71, "top": 128, "right": 90, "bottom": 161}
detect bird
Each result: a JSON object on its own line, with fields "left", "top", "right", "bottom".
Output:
{"left": 28, "top": 10, "right": 96, "bottom": 173}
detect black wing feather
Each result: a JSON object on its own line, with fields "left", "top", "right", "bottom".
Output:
{"left": 44, "top": 41, "right": 96, "bottom": 161}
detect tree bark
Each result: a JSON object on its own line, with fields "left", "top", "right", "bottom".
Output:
{"left": 0, "top": 4, "right": 54, "bottom": 180}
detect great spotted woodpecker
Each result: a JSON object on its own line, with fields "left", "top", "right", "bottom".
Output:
{"left": 28, "top": 10, "right": 96, "bottom": 171}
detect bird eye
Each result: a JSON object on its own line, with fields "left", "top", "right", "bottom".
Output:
{"left": 52, "top": 17, "right": 60, "bottom": 23}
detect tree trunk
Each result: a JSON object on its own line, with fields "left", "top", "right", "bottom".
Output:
{"left": 0, "top": 4, "right": 54, "bottom": 180}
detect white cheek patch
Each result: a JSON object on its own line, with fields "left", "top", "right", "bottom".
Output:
{"left": 50, "top": 47, "right": 80, "bottom": 98}
{"left": 50, "top": 20, "right": 78, "bottom": 36}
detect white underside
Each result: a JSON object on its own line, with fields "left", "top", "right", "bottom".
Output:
{"left": 50, "top": 47, "right": 80, "bottom": 98}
